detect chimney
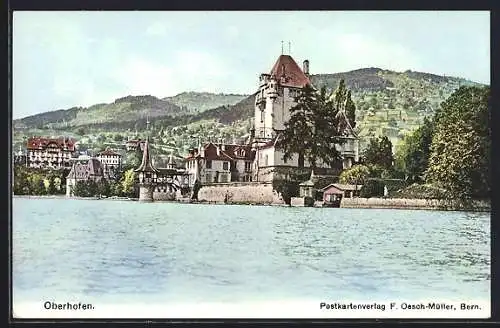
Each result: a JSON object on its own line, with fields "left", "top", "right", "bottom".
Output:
{"left": 221, "top": 139, "right": 225, "bottom": 151}
{"left": 303, "top": 60, "right": 309, "bottom": 76}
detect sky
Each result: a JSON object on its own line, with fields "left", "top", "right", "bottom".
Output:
{"left": 12, "top": 11, "right": 490, "bottom": 119}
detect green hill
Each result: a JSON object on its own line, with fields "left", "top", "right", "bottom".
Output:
{"left": 163, "top": 92, "right": 248, "bottom": 114}
{"left": 13, "top": 68, "right": 485, "bottom": 156}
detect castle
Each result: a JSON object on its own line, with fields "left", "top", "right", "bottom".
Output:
{"left": 137, "top": 53, "right": 360, "bottom": 201}
{"left": 184, "top": 53, "right": 359, "bottom": 187}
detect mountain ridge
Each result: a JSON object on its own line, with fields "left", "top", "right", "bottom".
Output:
{"left": 13, "top": 67, "right": 485, "bottom": 155}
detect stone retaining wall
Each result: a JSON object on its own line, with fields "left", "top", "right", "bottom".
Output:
{"left": 197, "top": 182, "right": 284, "bottom": 205}
{"left": 290, "top": 197, "right": 304, "bottom": 207}
{"left": 341, "top": 197, "right": 490, "bottom": 211}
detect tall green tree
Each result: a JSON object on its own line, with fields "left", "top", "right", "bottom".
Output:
{"left": 424, "top": 86, "right": 490, "bottom": 200}
{"left": 332, "top": 79, "right": 356, "bottom": 129}
{"left": 362, "top": 136, "right": 394, "bottom": 170}
{"left": 276, "top": 83, "right": 347, "bottom": 170}
{"left": 395, "top": 117, "right": 434, "bottom": 183}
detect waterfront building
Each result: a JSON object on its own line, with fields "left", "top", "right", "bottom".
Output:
{"left": 321, "top": 183, "right": 363, "bottom": 204}
{"left": 26, "top": 136, "right": 76, "bottom": 169}
{"left": 183, "top": 53, "right": 360, "bottom": 186}
{"left": 96, "top": 147, "right": 122, "bottom": 175}
{"left": 185, "top": 142, "right": 254, "bottom": 187}
{"left": 134, "top": 138, "right": 189, "bottom": 201}
{"left": 65, "top": 158, "right": 105, "bottom": 197}
{"left": 134, "top": 137, "right": 158, "bottom": 202}
{"left": 250, "top": 54, "right": 360, "bottom": 182}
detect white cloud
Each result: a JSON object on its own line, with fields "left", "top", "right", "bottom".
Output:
{"left": 146, "top": 22, "right": 168, "bottom": 36}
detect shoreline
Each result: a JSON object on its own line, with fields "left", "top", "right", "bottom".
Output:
{"left": 12, "top": 194, "right": 490, "bottom": 212}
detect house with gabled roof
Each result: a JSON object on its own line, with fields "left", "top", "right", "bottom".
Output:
{"left": 185, "top": 141, "right": 255, "bottom": 186}
{"left": 65, "top": 158, "right": 106, "bottom": 196}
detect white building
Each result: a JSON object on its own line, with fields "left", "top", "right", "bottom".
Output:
{"left": 96, "top": 148, "right": 122, "bottom": 173}
{"left": 185, "top": 142, "right": 254, "bottom": 186}
{"left": 184, "top": 53, "right": 360, "bottom": 185}
{"left": 250, "top": 54, "right": 359, "bottom": 182}
{"left": 65, "top": 158, "right": 105, "bottom": 197}
{"left": 26, "top": 136, "right": 76, "bottom": 169}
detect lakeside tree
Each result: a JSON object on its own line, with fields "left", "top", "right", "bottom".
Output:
{"left": 395, "top": 117, "right": 434, "bottom": 183}
{"left": 362, "top": 136, "right": 394, "bottom": 170}
{"left": 360, "top": 179, "right": 385, "bottom": 198}
{"left": 276, "top": 83, "right": 347, "bottom": 170}
{"left": 13, "top": 166, "right": 68, "bottom": 196}
{"left": 424, "top": 86, "right": 490, "bottom": 201}
{"left": 338, "top": 164, "right": 371, "bottom": 185}
{"left": 73, "top": 180, "right": 99, "bottom": 197}
{"left": 121, "top": 169, "right": 137, "bottom": 197}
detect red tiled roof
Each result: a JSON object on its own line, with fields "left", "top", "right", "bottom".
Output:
{"left": 203, "top": 143, "right": 233, "bottom": 161}
{"left": 269, "top": 55, "right": 310, "bottom": 88}
{"left": 98, "top": 148, "right": 122, "bottom": 157}
{"left": 27, "top": 136, "right": 76, "bottom": 151}
{"left": 220, "top": 144, "right": 254, "bottom": 161}
{"left": 186, "top": 143, "right": 255, "bottom": 161}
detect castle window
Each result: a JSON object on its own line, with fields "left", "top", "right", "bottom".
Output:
{"left": 245, "top": 161, "right": 251, "bottom": 172}
{"left": 206, "top": 160, "right": 212, "bottom": 169}
{"left": 223, "top": 162, "right": 229, "bottom": 170}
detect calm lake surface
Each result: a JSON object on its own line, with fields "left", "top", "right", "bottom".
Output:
{"left": 12, "top": 197, "right": 490, "bottom": 304}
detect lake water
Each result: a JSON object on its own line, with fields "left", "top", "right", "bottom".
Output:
{"left": 12, "top": 197, "right": 490, "bottom": 316}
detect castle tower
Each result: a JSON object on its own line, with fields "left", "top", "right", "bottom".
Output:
{"left": 134, "top": 136, "right": 159, "bottom": 202}
{"left": 253, "top": 54, "right": 311, "bottom": 147}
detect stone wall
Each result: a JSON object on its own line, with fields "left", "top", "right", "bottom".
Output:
{"left": 197, "top": 182, "right": 284, "bottom": 205}
{"left": 290, "top": 197, "right": 304, "bottom": 207}
{"left": 153, "top": 190, "right": 176, "bottom": 201}
{"left": 340, "top": 197, "right": 491, "bottom": 211}
{"left": 341, "top": 197, "right": 443, "bottom": 210}
{"left": 138, "top": 184, "right": 154, "bottom": 202}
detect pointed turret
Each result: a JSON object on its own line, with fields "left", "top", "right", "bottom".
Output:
{"left": 134, "top": 137, "right": 159, "bottom": 173}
